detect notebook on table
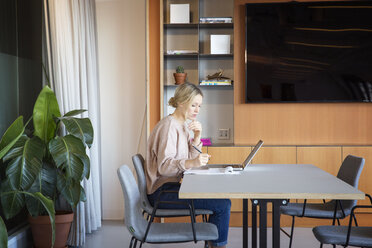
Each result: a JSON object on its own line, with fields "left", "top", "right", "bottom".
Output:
{"left": 184, "top": 140, "right": 263, "bottom": 175}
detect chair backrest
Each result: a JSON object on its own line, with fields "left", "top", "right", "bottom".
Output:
{"left": 337, "top": 155, "right": 365, "bottom": 187}
{"left": 337, "top": 155, "right": 365, "bottom": 209}
{"left": 117, "top": 165, "right": 148, "bottom": 240}
{"left": 132, "top": 154, "right": 153, "bottom": 213}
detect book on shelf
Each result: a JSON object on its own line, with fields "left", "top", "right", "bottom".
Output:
{"left": 166, "top": 50, "right": 198, "bottom": 55}
{"left": 200, "top": 80, "right": 233, "bottom": 86}
{"left": 199, "top": 17, "right": 233, "bottom": 23}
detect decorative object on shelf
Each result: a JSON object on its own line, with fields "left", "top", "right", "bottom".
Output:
{"left": 206, "top": 69, "right": 231, "bottom": 80}
{"left": 170, "top": 4, "right": 190, "bottom": 23}
{"left": 210, "top": 35, "right": 230, "bottom": 54}
{"left": 174, "top": 65, "right": 187, "bottom": 85}
{"left": 166, "top": 49, "right": 198, "bottom": 55}
{"left": 0, "top": 86, "right": 94, "bottom": 248}
{"left": 200, "top": 17, "right": 232, "bottom": 23}
{"left": 201, "top": 69, "right": 232, "bottom": 85}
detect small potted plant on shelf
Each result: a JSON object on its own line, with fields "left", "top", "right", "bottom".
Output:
{"left": 0, "top": 85, "right": 93, "bottom": 248}
{"left": 173, "top": 65, "right": 187, "bottom": 85}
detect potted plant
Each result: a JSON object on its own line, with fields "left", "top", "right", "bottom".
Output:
{"left": 0, "top": 85, "right": 93, "bottom": 248}
{"left": 173, "top": 65, "right": 187, "bottom": 85}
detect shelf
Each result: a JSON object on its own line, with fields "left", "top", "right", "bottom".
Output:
{"left": 164, "top": 84, "right": 233, "bottom": 89}
{"left": 199, "top": 54, "right": 233, "bottom": 58}
{"left": 164, "top": 54, "right": 233, "bottom": 58}
{"left": 164, "top": 54, "right": 199, "bottom": 59}
{"left": 162, "top": 0, "right": 235, "bottom": 144}
{"left": 164, "top": 23, "right": 233, "bottom": 29}
{"left": 199, "top": 23, "right": 233, "bottom": 28}
{"left": 164, "top": 23, "right": 198, "bottom": 28}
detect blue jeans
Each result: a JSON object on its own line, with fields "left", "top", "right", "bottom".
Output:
{"left": 148, "top": 183, "right": 231, "bottom": 247}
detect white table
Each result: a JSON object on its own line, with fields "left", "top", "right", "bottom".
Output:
{"left": 179, "top": 164, "right": 365, "bottom": 248}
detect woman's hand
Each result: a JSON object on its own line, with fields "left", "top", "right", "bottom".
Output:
{"left": 188, "top": 120, "right": 202, "bottom": 145}
{"left": 185, "top": 153, "right": 211, "bottom": 169}
{"left": 197, "top": 153, "right": 210, "bottom": 166}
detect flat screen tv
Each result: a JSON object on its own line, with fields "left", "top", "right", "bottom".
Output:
{"left": 245, "top": 1, "right": 372, "bottom": 103}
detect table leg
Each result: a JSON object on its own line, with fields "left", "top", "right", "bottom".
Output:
{"left": 243, "top": 199, "right": 248, "bottom": 248}
{"left": 259, "top": 200, "right": 267, "bottom": 248}
{"left": 272, "top": 200, "right": 282, "bottom": 248}
{"left": 251, "top": 199, "right": 287, "bottom": 248}
{"left": 252, "top": 200, "right": 257, "bottom": 248}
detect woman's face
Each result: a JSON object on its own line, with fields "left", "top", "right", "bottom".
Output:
{"left": 185, "top": 94, "right": 203, "bottom": 121}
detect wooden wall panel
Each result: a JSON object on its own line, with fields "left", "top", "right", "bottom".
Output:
{"left": 207, "top": 146, "right": 252, "bottom": 164}
{"left": 201, "top": 146, "right": 208, "bottom": 153}
{"left": 297, "top": 147, "right": 342, "bottom": 203}
{"left": 234, "top": 0, "right": 372, "bottom": 146}
{"left": 342, "top": 147, "right": 372, "bottom": 210}
{"left": 252, "top": 147, "right": 296, "bottom": 164}
{"left": 148, "top": 0, "right": 161, "bottom": 132}
{"left": 297, "top": 147, "right": 342, "bottom": 176}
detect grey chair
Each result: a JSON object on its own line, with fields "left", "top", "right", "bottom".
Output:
{"left": 117, "top": 165, "right": 218, "bottom": 248}
{"left": 313, "top": 194, "right": 372, "bottom": 248}
{"left": 132, "top": 154, "right": 213, "bottom": 219}
{"left": 280, "top": 155, "right": 365, "bottom": 248}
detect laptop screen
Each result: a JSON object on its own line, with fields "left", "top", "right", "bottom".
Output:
{"left": 242, "top": 140, "right": 264, "bottom": 168}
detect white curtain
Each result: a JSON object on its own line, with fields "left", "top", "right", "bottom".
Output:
{"left": 44, "top": 0, "right": 102, "bottom": 245}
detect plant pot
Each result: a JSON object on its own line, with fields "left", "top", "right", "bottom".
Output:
{"left": 173, "top": 73, "right": 187, "bottom": 85}
{"left": 28, "top": 211, "right": 74, "bottom": 248}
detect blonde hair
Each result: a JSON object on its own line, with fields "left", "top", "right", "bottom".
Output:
{"left": 168, "top": 83, "right": 203, "bottom": 108}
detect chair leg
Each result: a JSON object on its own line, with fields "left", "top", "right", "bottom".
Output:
{"left": 353, "top": 214, "right": 358, "bottom": 226}
{"left": 332, "top": 245, "right": 336, "bottom": 248}
{"left": 129, "top": 236, "right": 135, "bottom": 248}
{"left": 133, "top": 239, "right": 138, "bottom": 248}
{"left": 289, "top": 216, "right": 295, "bottom": 248}
{"left": 337, "top": 218, "right": 341, "bottom": 226}
{"left": 320, "top": 243, "right": 323, "bottom": 248}
{"left": 139, "top": 242, "right": 143, "bottom": 248}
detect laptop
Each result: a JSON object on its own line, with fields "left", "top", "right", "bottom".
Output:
{"left": 207, "top": 140, "right": 263, "bottom": 171}
{"left": 184, "top": 140, "right": 263, "bottom": 174}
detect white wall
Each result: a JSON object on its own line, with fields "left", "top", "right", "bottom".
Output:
{"left": 96, "top": 0, "right": 146, "bottom": 220}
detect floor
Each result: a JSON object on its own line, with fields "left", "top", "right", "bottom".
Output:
{"left": 82, "top": 220, "right": 331, "bottom": 248}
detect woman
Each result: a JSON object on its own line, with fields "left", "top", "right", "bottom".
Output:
{"left": 145, "top": 82, "right": 231, "bottom": 248}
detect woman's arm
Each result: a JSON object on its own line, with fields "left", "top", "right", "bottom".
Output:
{"left": 155, "top": 125, "right": 201, "bottom": 175}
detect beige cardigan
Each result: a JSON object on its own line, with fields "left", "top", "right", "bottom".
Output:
{"left": 145, "top": 115, "right": 202, "bottom": 194}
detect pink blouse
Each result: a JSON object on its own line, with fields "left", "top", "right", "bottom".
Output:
{"left": 145, "top": 115, "right": 202, "bottom": 194}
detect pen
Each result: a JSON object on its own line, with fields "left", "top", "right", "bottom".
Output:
{"left": 192, "top": 145, "right": 202, "bottom": 153}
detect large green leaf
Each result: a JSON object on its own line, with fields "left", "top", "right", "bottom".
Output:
{"left": 26, "top": 163, "right": 57, "bottom": 216}
{"left": 33, "top": 86, "right": 61, "bottom": 143}
{"left": 0, "top": 190, "right": 56, "bottom": 248}
{"left": 78, "top": 154, "right": 90, "bottom": 180}
{"left": 79, "top": 185, "right": 86, "bottom": 202}
{"left": 4, "top": 136, "right": 44, "bottom": 191}
{"left": 23, "top": 191, "right": 55, "bottom": 247}
{"left": 63, "top": 109, "right": 87, "bottom": 117}
{"left": 0, "top": 180, "right": 25, "bottom": 219}
{"left": 57, "top": 175, "right": 81, "bottom": 208}
{"left": 49, "top": 135, "right": 86, "bottom": 181}
{"left": 60, "top": 117, "right": 93, "bottom": 148}
{"left": 0, "top": 217, "right": 7, "bottom": 248}
{"left": 0, "top": 116, "right": 24, "bottom": 160}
